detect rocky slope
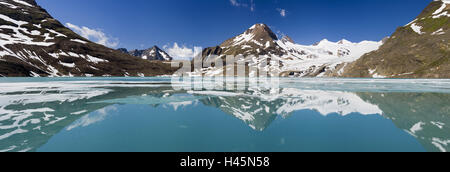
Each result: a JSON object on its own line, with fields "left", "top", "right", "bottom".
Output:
{"left": 119, "top": 46, "right": 173, "bottom": 61}
{"left": 192, "top": 23, "right": 382, "bottom": 77}
{"left": 0, "top": 0, "right": 176, "bottom": 77}
{"left": 341, "top": 0, "right": 450, "bottom": 78}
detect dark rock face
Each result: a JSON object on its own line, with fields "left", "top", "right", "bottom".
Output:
{"left": 342, "top": 0, "right": 450, "bottom": 78}
{"left": 126, "top": 46, "right": 173, "bottom": 61}
{"left": 0, "top": 0, "right": 176, "bottom": 77}
{"left": 202, "top": 46, "right": 223, "bottom": 58}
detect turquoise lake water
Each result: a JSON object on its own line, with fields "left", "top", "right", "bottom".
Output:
{"left": 0, "top": 77, "right": 449, "bottom": 152}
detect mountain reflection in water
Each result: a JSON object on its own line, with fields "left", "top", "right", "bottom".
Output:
{"left": 0, "top": 78, "right": 449, "bottom": 152}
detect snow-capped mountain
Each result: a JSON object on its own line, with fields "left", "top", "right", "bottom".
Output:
{"left": 119, "top": 46, "right": 173, "bottom": 61}
{"left": 193, "top": 23, "right": 382, "bottom": 77}
{"left": 342, "top": 0, "right": 450, "bottom": 78}
{"left": 0, "top": 0, "right": 175, "bottom": 77}
{"left": 276, "top": 38, "right": 382, "bottom": 77}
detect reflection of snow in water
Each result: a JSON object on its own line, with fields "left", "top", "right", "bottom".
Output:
{"left": 432, "top": 138, "right": 450, "bottom": 152}
{"left": 66, "top": 106, "right": 117, "bottom": 131}
{"left": 0, "top": 82, "right": 111, "bottom": 107}
{"left": 403, "top": 121, "right": 448, "bottom": 152}
{"left": 71, "top": 110, "right": 88, "bottom": 115}
{"left": 0, "top": 107, "right": 55, "bottom": 140}
{"left": 0, "top": 82, "right": 111, "bottom": 144}
{"left": 189, "top": 88, "right": 383, "bottom": 120}
{"left": 165, "top": 101, "right": 198, "bottom": 111}
{"left": 274, "top": 89, "right": 383, "bottom": 116}
{"left": 409, "top": 122, "right": 425, "bottom": 135}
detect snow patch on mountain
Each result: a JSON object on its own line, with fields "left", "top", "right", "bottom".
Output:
{"left": 86, "top": 54, "right": 108, "bottom": 63}
{"left": 431, "top": 0, "right": 450, "bottom": 18}
{"left": 70, "top": 39, "right": 88, "bottom": 44}
{"left": 12, "top": 0, "right": 33, "bottom": 7}
{"left": 411, "top": 23, "right": 425, "bottom": 35}
{"left": 0, "top": 1, "right": 19, "bottom": 9}
{"left": 59, "top": 61, "right": 75, "bottom": 68}
{"left": 406, "top": 0, "right": 449, "bottom": 35}
{"left": 434, "top": 0, "right": 450, "bottom": 15}
{"left": 0, "top": 14, "right": 67, "bottom": 61}
{"left": 231, "top": 31, "right": 255, "bottom": 46}
{"left": 432, "top": 28, "right": 445, "bottom": 35}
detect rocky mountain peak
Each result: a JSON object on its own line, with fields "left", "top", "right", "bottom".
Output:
{"left": 246, "top": 23, "right": 278, "bottom": 40}
{"left": 117, "top": 48, "right": 128, "bottom": 53}
{"left": 122, "top": 46, "right": 172, "bottom": 61}
{"left": 337, "top": 39, "right": 352, "bottom": 45}
{"left": 281, "top": 36, "right": 295, "bottom": 44}
{"left": 220, "top": 23, "right": 278, "bottom": 48}
{"left": 150, "top": 45, "right": 163, "bottom": 53}
{"left": 313, "top": 39, "right": 331, "bottom": 46}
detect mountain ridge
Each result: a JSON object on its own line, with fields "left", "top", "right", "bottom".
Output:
{"left": 192, "top": 23, "right": 382, "bottom": 77}
{"left": 1, "top": 0, "right": 449, "bottom": 78}
{"left": 0, "top": 0, "right": 176, "bottom": 77}
{"left": 118, "top": 46, "right": 173, "bottom": 61}
{"left": 341, "top": 0, "right": 450, "bottom": 78}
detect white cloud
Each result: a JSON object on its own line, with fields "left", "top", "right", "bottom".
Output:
{"left": 277, "top": 8, "right": 287, "bottom": 17}
{"left": 163, "top": 43, "right": 202, "bottom": 60}
{"left": 66, "top": 23, "right": 119, "bottom": 48}
{"left": 229, "top": 0, "right": 255, "bottom": 11}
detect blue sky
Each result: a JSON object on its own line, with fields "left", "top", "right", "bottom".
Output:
{"left": 36, "top": 0, "right": 431, "bottom": 59}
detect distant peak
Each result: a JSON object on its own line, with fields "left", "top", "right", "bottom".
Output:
{"left": 150, "top": 45, "right": 162, "bottom": 50}
{"left": 337, "top": 39, "right": 352, "bottom": 44}
{"left": 281, "top": 36, "right": 295, "bottom": 43}
{"left": 313, "top": 39, "right": 330, "bottom": 46}
{"left": 117, "top": 48, "right": 128, "bottom": 53}
{"left": 246, "top": 23, "right": 273, "bottom": 34}
{"left": 249, "top": 23, "right": 269, "bottom": 30}
{"left": 220, "top": 23, "right": 279, "bottom": 47}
